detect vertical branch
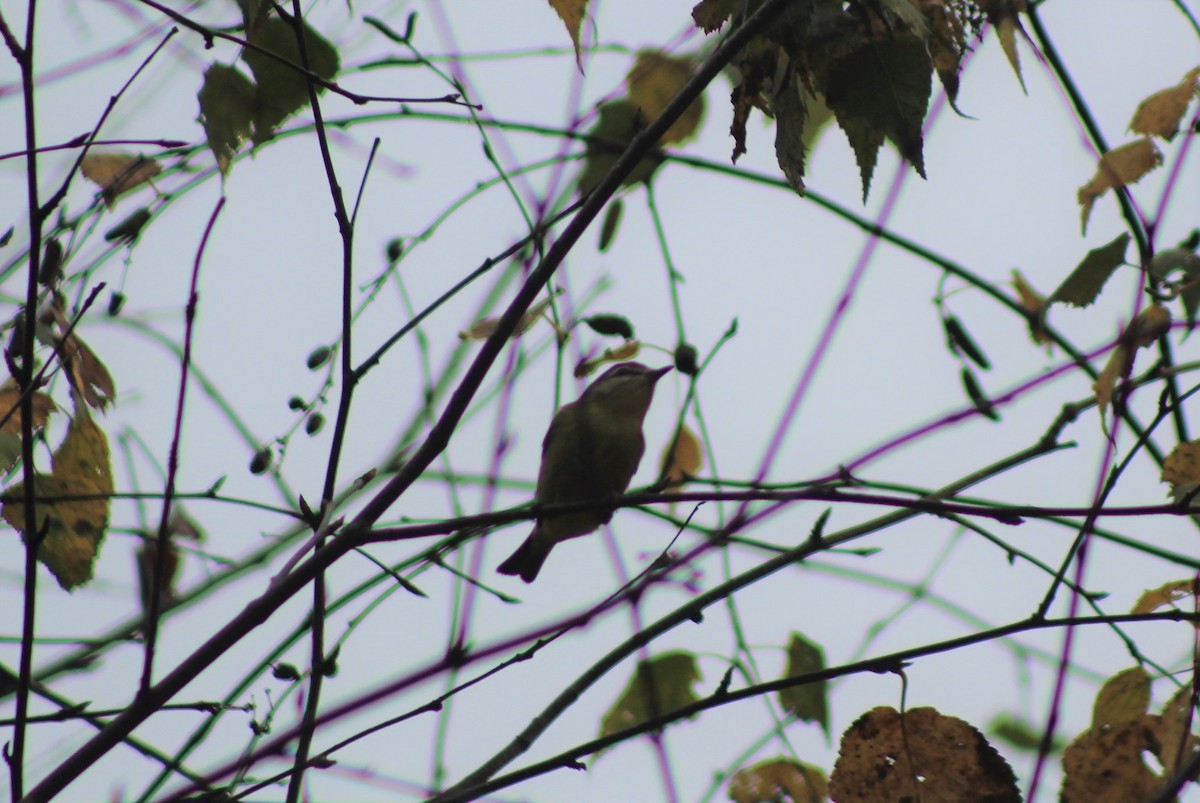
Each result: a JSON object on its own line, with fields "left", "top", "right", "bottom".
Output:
{"left": 6, "top": 2, "right": 42, "bottom": 798}
{"left": 138, "top": 197, "right": 225, "bottom": 691}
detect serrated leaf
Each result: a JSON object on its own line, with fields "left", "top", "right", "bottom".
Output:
{"left": 1049, "top": 233, "right": 1130, "bottom": 308}
{"left": 1130, "top": 67, "right": 1200, "bottom": 141}
{"left": 627, "top": 50, "right": 704, "bottom": 146}
{"left": 80, "top": 153, "right": 160, "bottom": 208}
{"left": 991, "top": 4, "right": 1028, "bottom": 93}
{"left": 198, "top": 63, "right": 256, "bottom": 174}
{"left": 1077, "top": 140, "right": 1162, "bottom": 234}
{"left": 772, "top": 70, "right": 808, "bottom": 194}
{"left": 778, "top": 632, "right": 829, "bottom": 735}
{"left": 243, "top": 16, "right": 340, "bottom": 143}
{"left": 823, "top": 24, "right": 931, "bottom": 199}
{"left": 599, "top": 652, "right": 700, "bottom": 743}
{"left": 1093, "top": 667, "right": 1150, "bottom": 729}
{"left": 1132, "top": 578, "right": 1200, "bottom": 617}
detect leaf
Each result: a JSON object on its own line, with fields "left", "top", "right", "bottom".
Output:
{"left": 1129, "top": 67, "right": 1200, "bottom": 141}
{"left": 1093, "top": 343, "right": 1129, "bottom": 425}
{"left": 80, "top": 153, "right": 160, "bottom": 208}
{"left": 1093, "top": 667, "right": 1151, "bottom": 729}
{"left": 599, "top": 652, "right": 701, "bottom": 742}
{"left": 42, "top": 301, "right": 117, "bottom": 412}
{"left": 577, "top": 100, "right": 662, "bottom": 197}
{"left": 136, "top": 539, "right": 180, "bottom": 613}
{"left": 772, "top": 69, "right": 809, "bottom": 193}
{"left": 1148, "top": 685, "right": 1200, "bottom": 776}
{"left": 691, "top": 0, "right": 740, "bottom": 33}
{"left": 627, "top": 50, "right": 704, "bottom": 146}
{"left": 989, "top": 0, "right": 1029, "bottom": 92}
{"left": 1, "top": 407, "right": 113, "bottom": 590}
{"left": 548, "top": 0, "right": 588, "bottom": 69}
{"left": 729, "top": 38, "right": 784, "bottom": 164}
{"left": 104, "top": 208, "right": 152, "bottom": 243}
{"left": 829, "top": 707, "right": 1020, "bottom": 802}
{"left": 574, "top": 340, "right": 641, "bottom": 378}
{"left": 778, "top": 632, "right": 829, "bottom": 735}
{"left": 943, "top": 315, "right": 991, "bottom": 369}
{"left": 242, "top": 16, "right": 340, "bottom": 143}
{"left": 459, "top": 296, "right": 556, "bottom": 340}
{"left": 1060, "top": 720, "right": 1160, "bottom": 802}
{"left": 1077, "top": 140, "right": 1163, "bottom": 234}
{"left": 728, "top": 758, "right": 828, "bottom": 803}
{"left": 923, "top": 0, "right": 967, "bottom": 104}
{"left": 1127, "top": 304, "right": 1170, "bottom": 348}
{"left": 0, "top": 387, "right": 57, "bottom": 474}
{"left": 1132, "top": 578, "right": 1200, "bottom": 625}
{"left": 597, "top": 199, "right": 623, "bottom": 252}
{"left": 659, "top": 424, "right": 703, "bottom": 491}
{"left": 582, "top": 313, "right": 634, "bottom": 339}
{"left": 1012, "top": 269, "right": 1050, "bottom": 345}
{"left": 1049, "top": 232, "right": 1130, "bottom": 308}
{"left": 961, "top": 367, "right": 999, "bottom": 421}
{"left": 198, "top": 63, "right": 257, "bottom": 174}
{"left": 821, "top": 22, "right": 932, "bottom": 199}
{"left": 990, "top": 712, "right": 1065, "bottom": 753}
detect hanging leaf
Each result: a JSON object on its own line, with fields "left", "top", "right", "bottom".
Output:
{"left": 627, "top": 50, "right": 704, "bottom": 146}
{"left": 778, "top": 632, "right": 829, "bottom": 735}
{"left": 41, "top": 301, "right": 117, "bottom": 412}
{"left": 599, "top": 651, "right": 701, "bottom": 743}
{"left": 691, "top": 0, "right": 740, "bottom": 33}
{"left": 1092, "top": 667, "right": 1151, "bottom": 730}
{"left": 1049, "top": 233, "right": 1130, "bottom": 308}
{"left": 659, "top": 424, "right": 703, "bottom": 491}
{"left": 577, "top": 101, "right": 663, "bottom": 196}
{"left": 597, "top": 199, "right": 624, "bottom": 252}
{"left": 242, "top": 16, "right": 340, "bottom": 143}
{"left": 574, "top": 340, "right": 641, "bottom": 378}
{"left": 1077, "top": 140, "right": 1162, "bottom": 234}
{"left": 460, "top": 295, "right": 556, "bottom": 340}
{"left": 548, "top": 0, "right": 588, "bottom": 69}
{"left": 198, "top": 63, "right": 257, "bottom": 174}
{"left": 0, "top": 386, "right": 57, "bottom": 474}
{"left": 830, "top": 707, "right": 1020, "bottom": 802}
{"left": 1012, "top": 269, "right": 1050, "bottom": 345}
{"left": 1129, "top": 67, "right": 1200, "bottom": 141}
{"left": 582, "top": 313, "right": 634, "bottom": 339}
{"left": 80, "top": 153, "right": 160, "bottom": 208}
{"left": 1, "top": 405, "right": 113, "bottom": 590}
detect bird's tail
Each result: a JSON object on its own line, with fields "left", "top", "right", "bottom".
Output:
{"left": 497, "top": 528, "right": 553, "bottom": 583}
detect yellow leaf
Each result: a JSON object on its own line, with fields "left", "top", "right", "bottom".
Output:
{"left": 1127, "top": 304, "right": 1170, "bottom": 348}
{"left": 599, "top": 652, "right": 700, "bottom": 743}
{"left": 1078, "top": 139, "right": 1163, "bottom": 234}
{"left": 574, "top": 340, "right": 641, "bottom": 378}
{"left": 459, "top": 296, "right": 555, "bottom": 341}
{"left": 548, "top": 0, "right": 588, "bottom": 69}
{"left": 993, "top": 7, "right": 1027, "bottom": 93}
{"left": 627, "top": 51, "right": 704, "bottom": 146}
{"left": 659, "top": 424, "right": 703, "bottom": 491}
{"left": 1093, "top": 343, "right": 1129, "bottom": 423}
{"left": 1093, "top": 667, "right": 1150, "bottom": 729}
{"left": 1012, "top": 269, "right": 1050, "bottom": 345}
{"left": 81, "top": 152, "right": 161, "bottom": 208}
{"left": 729, "top": 758, "right": 828, "bottom": 803}
{"left": 43, "top": 300, "right": 117, "bottom": 412}
{"left": 1132, "top": 578, "right": 1200, "bottom": 615}
{"left": 830, "top": 707, "right": 1019, "bottom": 802}
{"left": 1162, "top": 442, "right": 1200, "bottom": 521}
{"left": 0, "top": 386, "right": 57, "bottom": 436}
{"left": 1129, "top": 67, "right": 1200, "bottom": 141}
{"left": 2, "top": 408, "right": 113, "bottom": 590}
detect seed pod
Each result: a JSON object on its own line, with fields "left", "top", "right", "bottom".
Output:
{"left": 584, "top": 313, "right": 634, "bottom": 339}
{"left": 961, "top": 367, "right": 999, "bottom": 421}
{"left": 674, "top": 342, "right": 699, "bottom": 375}
{"left": 943, "top": 315, "right": 991, "bottom": 370}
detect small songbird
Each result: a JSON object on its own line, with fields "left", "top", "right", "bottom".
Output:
{"left": 497, "top": 361, "right": 672, "bottom": 583}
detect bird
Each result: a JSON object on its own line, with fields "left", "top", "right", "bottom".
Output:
{"left": 497, "top": 361, "right": 672, "bottom": 583}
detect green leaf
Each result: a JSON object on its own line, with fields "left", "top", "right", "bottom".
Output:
{"left": 598, "top": 199, "right": 623, "bottom": 252}
{"left": 778, "top": 632, "right": 829, "bottom": 735}
{"left": 243, "top": 16, "right": 340, "bottom": 143}
{"left": 599, "top": 652, "right": 700, "bottom": 743}
{"left": 1092, "top": 666, "right": 1150, "bottom": 729}
{"left": 1049, "top": 233, "right": 1130, "bottom": 308}
{"left": 577, "top": 101, "right": 662, "bottom": 197}
{"left": 772, "top": 70, "right": 809, "bottom": 194}
{"left": 198, "top": 63, "right": 257, "bottom": 174}
{"left": 823, "top": 27, "right": 931, "bottom": 199}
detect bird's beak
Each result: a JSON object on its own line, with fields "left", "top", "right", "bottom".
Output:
{"left": 651, "top": 366, "right": 672, "bottom": 383}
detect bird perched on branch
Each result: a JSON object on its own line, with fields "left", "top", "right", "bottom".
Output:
{"left": 497, "top": 361, "right": 672, "bottom": 583}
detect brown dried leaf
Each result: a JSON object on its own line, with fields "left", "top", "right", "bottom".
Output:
{"left": 830, "top": 707, "right": 1020, "bottom": 802}
{"left": 0, "top": 386, "right": 57, "bottom": 436}
{"left": 1130, "top": 67, "right": 1200, "bottom": 141}
{"left": 81, "top": 153, "right": 161, "bottom": 208}
{"left": 1078, "top": 139, "right": 1163, "bottom": 234}
{"left": 1060, "top": 720, "right": 1159, "bottom": 802}
{"left": 1148, "top": 685, "right": 1200, "bottom": 777}
{"left": 691, "top": 0, "right": 740, "bottom": 33}
{"left": 1093, "top": 344, "right": 1130, "bottom": 427}
{"left": 1128, "top": 304, "right": 1171, "bottom": 348}
{"left": 1012, "top": 269, "right": 1050, "bottom": 345}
